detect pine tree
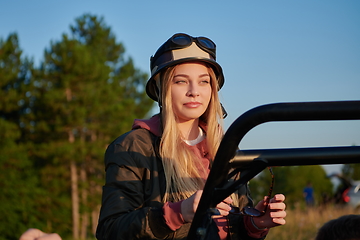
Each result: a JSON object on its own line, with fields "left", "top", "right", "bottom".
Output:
{"left": 34, "top": 14, "right": 153, "bottom": 239}
{"left": 0, "top": 33, "right": 42, "bottom": 240}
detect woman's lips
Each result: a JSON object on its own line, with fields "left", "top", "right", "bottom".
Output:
{"left": 184, "top": 102, "right": 201, "bottom": 108}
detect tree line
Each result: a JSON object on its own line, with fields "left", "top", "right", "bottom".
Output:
{"left": 0, "top": 14, "right": 153, "bottom": 240}
{"left": 1, "top": 13, "right": 358, "bottom": 240}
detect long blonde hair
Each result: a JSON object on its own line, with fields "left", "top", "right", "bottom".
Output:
{"left": 159, "top": 63, "right": 224, "bottom": 202}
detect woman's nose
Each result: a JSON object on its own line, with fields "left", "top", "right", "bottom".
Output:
{"left": 186, "top": 84, "right": 199, "bottom": 97}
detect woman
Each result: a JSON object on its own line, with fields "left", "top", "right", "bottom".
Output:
{"left": 96, "top": 33, "right": 286, "bottom": 240}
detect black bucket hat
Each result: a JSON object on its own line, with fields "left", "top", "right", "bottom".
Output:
{"left": 146, "top": 33, "right": 225, "bottom": 102}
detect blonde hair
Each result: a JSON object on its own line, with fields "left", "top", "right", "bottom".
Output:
{"left": 159, "top": 62, "right": 224, "bottom": 202}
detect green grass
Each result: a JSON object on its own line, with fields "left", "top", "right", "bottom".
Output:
{"left": 265, "top": 204, "right": 358, "bottom": 240}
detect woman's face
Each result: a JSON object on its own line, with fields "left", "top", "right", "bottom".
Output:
{"left": 170, "top": 62, "right": 212, "bottom": 123}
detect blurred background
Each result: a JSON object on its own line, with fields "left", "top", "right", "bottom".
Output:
{"left": 1, "top": 1, "right": 359, "bottom": 240}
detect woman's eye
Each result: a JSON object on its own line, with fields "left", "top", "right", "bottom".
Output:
{"left": 175, "top": 80, "right": 185, "bottom": 84}
{"left": 174, "top": 78, "right": 187, "bottom": 84}
{"left": 200, "top": 79, "right": 210, "bottom": 84}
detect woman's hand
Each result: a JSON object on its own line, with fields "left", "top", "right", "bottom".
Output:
{"left": 252, "top": 194, "right": 287, "bottom": 229}
{"left": 181, "top": 190, "right": 233, "bottom": 223}
{"left": 19, "top": 228, "right": 62, "bottom": 240}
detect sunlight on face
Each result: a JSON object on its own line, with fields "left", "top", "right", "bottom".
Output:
{"left": 171, "top": 62, "right": 212, "bottom": 123}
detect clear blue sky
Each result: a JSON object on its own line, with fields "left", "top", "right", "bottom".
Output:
{"left": 1, "top": 0, "right": 359, "bottom": 175}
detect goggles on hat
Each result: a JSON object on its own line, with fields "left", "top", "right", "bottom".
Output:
{"left": 151, "top": 33, "right": 217, "bottom": 65}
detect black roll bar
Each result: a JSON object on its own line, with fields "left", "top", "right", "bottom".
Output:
{"left": 187, "top": 101, "right": 360, "bottom": 240}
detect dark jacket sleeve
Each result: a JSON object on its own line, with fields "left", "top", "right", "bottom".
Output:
{"left": 96, "top": 129, "right": 180, "bottom": 240}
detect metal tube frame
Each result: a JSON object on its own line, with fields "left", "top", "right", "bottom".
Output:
{"left": 187, "top": 101, "right": 360, "bottom": 240}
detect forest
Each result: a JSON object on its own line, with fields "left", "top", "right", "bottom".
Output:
{"left": 1, "top": 14, "right": 359, "bottom": 240}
